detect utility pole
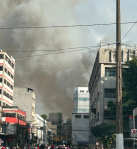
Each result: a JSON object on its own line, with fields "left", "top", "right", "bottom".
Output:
{"left": 116, "top": 0, "right": 124, "bottom": 149}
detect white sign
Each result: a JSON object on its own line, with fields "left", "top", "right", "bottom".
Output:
{"left": 96, "top": 142, "right": 99, "bottom": 146}
{"left": 131, "top": 129, "right": 137, "bottom": 137}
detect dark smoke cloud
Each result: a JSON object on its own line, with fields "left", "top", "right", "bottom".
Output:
{"left": 0, "top": 0, "right": 97, "bottom": 119}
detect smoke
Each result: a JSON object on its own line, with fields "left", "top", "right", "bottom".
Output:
{"left": 0, "top": 0, "right": 97, "bottom": 119}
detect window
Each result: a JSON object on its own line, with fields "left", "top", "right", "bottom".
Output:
{"left": 105, "top": 89, "right": 116, "bottom": 98}
{"left": 75, "top": 115, "right": 81, "bottom": 118}
{"left": 5, "top": 68, "right": 7, "bottom": 73}
{"left": 0, "top": 89, "right": 1, "bottom": 94}
{"left": 0, "top": 66, "right": 3, "bottom": 71}
{"left": 12, "top": 63, "right": 14, "bottom": 69}
{"left": 0, "top": 54, "right": 4, "bottom": 59}
{"left": 105, "top": 68, "right": 116, "bottom": 76}
{"left": 4, "top": 79, "right": 6, "bottom": 84}
{"left": 8, "top": 71, "right": 10, "bottom": 76}
{"left": 0, "top": 78, "right": 2, "bottom": 82}
{"left": 8, "top": 59, "right": 11, "bottom": 66}
{"left": 80, "top": 90, "right": 84, "bottom": 92}
{"left": 84, "top": 115, "right": 89, "bottom": 119}
{"left": 11, "top": 85, "right": 13, "bottom": 89}
{"left": 11, "top": 74, "right": 13, "bottom": 79}
{"left": 5, "top": 56, "right": 8, "bottom": 61}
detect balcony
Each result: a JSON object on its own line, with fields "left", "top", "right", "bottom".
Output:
{"left": 91, "top": 102, "right": 96, "bottom": 114}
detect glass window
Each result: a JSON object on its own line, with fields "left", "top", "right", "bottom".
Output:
{"left": 105, "top": 89, "right": 116, "bottom": 98}
{"left": 8, "top": 71, "right": 10, "bottom": 76}
{"left": 75, "top": 115, "right": 81, "bottom": 118}
{"left": 105, "top": 68, "right": 116, "bottom": 76}
{"left": 84, "top": 115, "right": 89, "bottom": 119}
{"left": 80, "top": 90, "right": 84, "bottom": 92}
{"left": 0, "top": 89, "right": 1, "bottom": 94}
{"left": 0, "top": 66, "right": 3, "bottom": 71}
{"left": 5, "top": 68, "right": 7, "bottom": 73}
{"left": 0, "top": 54, "right": 4, "bottom": 59}
{"left": 0, "top": 78, "right": 2, "bottom": 82}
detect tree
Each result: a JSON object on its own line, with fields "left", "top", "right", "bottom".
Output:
{"left": 107, "top": 56, "right": 137, "bottom": 137}
{"left": 41, "top": 114, "right": 47, "bottom": 120}
{"left": 91, "top": 123, "right": 116, "bottom": 149}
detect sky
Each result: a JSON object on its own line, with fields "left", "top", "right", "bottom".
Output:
{"left": 0, "top": 0, "right": 137, "bottom": 120}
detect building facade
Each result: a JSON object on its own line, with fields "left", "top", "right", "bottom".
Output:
{"left": 49, "top": 113, "right": 63, "bottom": 125}
{"left": 88, "top": 47, "right": 137, "bottom": 145}
{"left": 13, "top": 87, "right": 35, "bottom": 122}
{"left": 72, "top": 87, "right": 89, "bottom": 147}
{"left": 1, "top": 106, "right": 28, "bottom": 147}
{"left": 72, "top": 113, "right": 89, "bottom": 147}
{"left": 33, "top": 114, "right": 47, "bottom": 145}
{"left": 73, "top": 87, "right": 89, "bottom": 113}
{"left": 0, "top": 50, "right": 15, "bottom": 107}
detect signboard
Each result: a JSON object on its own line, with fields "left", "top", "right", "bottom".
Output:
{"left": 131, "top": 129, "right": 137, "bottom": 137}
{"left": 96, "top": 142, "right": 99, "bottom": 146}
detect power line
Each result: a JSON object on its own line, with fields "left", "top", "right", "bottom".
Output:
{"left": 121, "top": 21, "right": 137, "bottom": 42}
{"left": 5, "top": 45, "right": 98, "bottom": 53}
{"left": 14, "top": 43, "right": 115, "bottom": 59}
{"left": 0, "top": 21, "right": 137, "bottom": 29}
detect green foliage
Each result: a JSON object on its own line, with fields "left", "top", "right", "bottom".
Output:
{"left": 91, "top": 123, "right": 116, "bottom": 149}
{"left": 41, "top": 114, "right": 47, "bottom": 120}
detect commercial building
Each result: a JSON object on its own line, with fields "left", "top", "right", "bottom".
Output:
{"left": 49, "top": 113, "right": 63, "bottom": 125}
{"left": 13, "top": 87, "right": 35, "bottom": 122}
{"left": 0, "top": 50, "right": 15, "bottom": 107}
{"left": 88, "top": 46, "right": 137, "bottom": 145}
{"left": 33, "top": 114, "right": 47, "bottom": 145}
{"left": 73, "top": 87, "right": 89, "bottom": 113}
{"left": 1, "top": 106, "right": 29, "bottom": 147}
{"left": 72, "top": 87, "right": 89, "bottom": 147}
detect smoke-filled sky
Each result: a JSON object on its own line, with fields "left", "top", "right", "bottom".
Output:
{"left": 0, "top": 0, "right": 137, "bottom": 120}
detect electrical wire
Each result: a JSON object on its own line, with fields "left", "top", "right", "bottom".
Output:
{"left": 0, "top": 21, "right": 137, "bottom": 29}
{"left": 121, "top": 21, "right": 137, "bottom": 42}
{"left": 13, "top": 43, "right": 115, "bottom": 59}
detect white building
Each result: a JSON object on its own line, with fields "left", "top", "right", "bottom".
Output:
{"left": 33, "top": 114, "right": 47, "bottom": 145}
{"left": 72, "top": 87, "right": 89, "bottom": 147}
{"left": 0, "top": 50, "right": 15, "bottom": 107}
{"left": 73, "top": 87, "right": 89, "bottom": 113}
{"left": 88, "top": 46, "right": 137, "bottom": 145}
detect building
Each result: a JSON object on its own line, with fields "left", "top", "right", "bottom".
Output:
{"left": 47, "top": 121, "right": 57, "bottom": 135}
{"left": 72, "top": 113, "right": 89, "bottom": 147}
{"left": 33, "top": 114, "right": 47, "bottom": 145}
{"left": 88, "top": 47, "right": 137, "bottom": 145}
{"left": 13, "top": 87, "right": 35, "bottom": 122}
{"left": 72, "top": 87, "right": 89, "bottom": 147}
{"left": 73, "top": 87, "right": 89, "bottom": 113}
{"left": 49, "top": 113, "right": 63, "bottom": 125}
{"left": 0, "top": 50, "right": 15, "bottom": 107}
{"left": 1, "top": 106, "right": 29, "bottom": 147}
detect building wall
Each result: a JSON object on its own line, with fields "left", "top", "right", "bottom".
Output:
{"left": 88, "top": 48, "right": 137, "bottom": 144}
{"left": 49, "top": 113, "right": 63, "bottom": 125}
{"left": 0, "top": 50, "right": 15, "bottom": 107}
{"left": 72, "top": 113, "right": 89, "bottom": 146}
{"left": 13, "top": 87, "right": 35, "bottom": 122}
{"left": 74, "top": 87, "right": 89, "bottom": 113}
{"left": 34, "top": 114, "right": 47, "bottom": 144}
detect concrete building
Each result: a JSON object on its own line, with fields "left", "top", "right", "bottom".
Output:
{"left": 47, "top": 121, "right": 57, "bottom": 135}
{"left": 1, "top": 106, "right": 28, "bottom": 147}
{"left": 49, "top": 113, "right": 63, "bottom": 125}
{"left": 13, "top": 87, "right": 35, "bottom": 122}
{"left": 72, "top": 87, "right": 89, "bottom": 147}
{"left": 33, "top": 114, "right": 47, "bottom": 145}
{"left": 72, "top": 113, "right": 89, "bottom": 146}
{"left": 88, "top": 46, "right": 137, "bottom": 145}
{"left": 73, "top": 87, "right": 89, "bottom": 113}
{"left": 0, "top": 50, "right": 15, "bottom": 107}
